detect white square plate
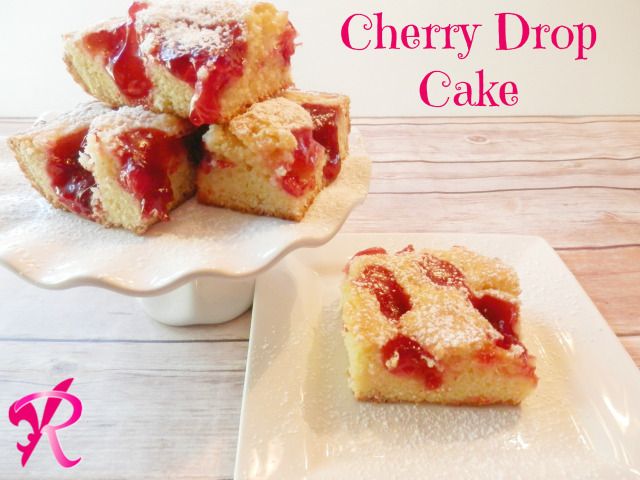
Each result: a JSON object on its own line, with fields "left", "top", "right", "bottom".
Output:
{"left": 235, "top": 233, "right": 640, "bottom": 479}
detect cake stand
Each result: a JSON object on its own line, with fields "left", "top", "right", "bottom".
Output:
{"left": 0, "top": 130, "right": 370, "bottom": 326}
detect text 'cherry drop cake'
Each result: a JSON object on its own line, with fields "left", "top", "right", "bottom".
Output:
{"left": 198, "top": 96, "right": 346, "bottom": 221}
{"left": 63, "top": 0, "right": 296, "bottom": 125}
{"left": 8, "top": 102, "right": 198, "bottom": 234}
{"left": 341, "top": 246, "right": 538, "bottom": 405}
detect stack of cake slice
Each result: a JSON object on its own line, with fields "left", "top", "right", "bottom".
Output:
{"left": 8, "top": 0, "right": 351, "bottom": 234}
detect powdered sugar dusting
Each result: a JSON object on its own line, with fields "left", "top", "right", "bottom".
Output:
{"left": 18, "top": 102, "right": 112, "bottom": 141}
{"left": 91, "top": 106, "right": 193, "bottom": 138}
{"left": 345, "top": 249, "right": 521, "bottom": 358}
{"left": 136, "top": 0, "right": 250, "bottom": 57}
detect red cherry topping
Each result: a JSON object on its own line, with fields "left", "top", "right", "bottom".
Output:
{"left": 46, "top": 129, "right": 95, "bottom": 218}
{"left": 83, "top": 3, "right": 152, "bottom": 101}
{"left": 381, "top": 334, "right": 443, "bottom": 389}
{"left": 280, "top": 129, "right": 322, "bottom": 197}
{"left": 418, "top": 253, "right": 521, "bottom": 350}
{"left": 355, "top": 264, "right": 412, "bottom": 322}
{"left": 301, "top": 103, "right": 341, "bottom": 182}
{"left": 111, "top": 128, "right": 188, "bottom": 220}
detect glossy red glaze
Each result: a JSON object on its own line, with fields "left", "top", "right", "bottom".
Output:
{"left": 302, "top": 103, "right": 341, "bottom": 182}
{"left": 356, "top": 264, "right": 412, "bottom": 322}
{"left": 381, "top": 335, "right": 443, "bottom": 390}
{"left": 159, "top": 19, "right": 294, "bottom": 125}
{"left": 46, "top": 129, "right": 95, "bottom": 218}
{"left": 280, "top": 128, "right": 322, "bottom": 197}
{"left": 83, "top": 3, "right": 253, "bottom": 125}
{"left": 166, "top": 22, "right": 247, "bottom": 126}
{"left": 471, "top": 294, "right": 519, "bottom": 349}
{"left": 111, "top": 128, "right": 186, "bottom": 220}
{"left": 83, "top": 2, "right": 152, "bottom": 101}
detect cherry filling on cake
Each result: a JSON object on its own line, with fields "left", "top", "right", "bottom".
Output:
{"left": 279, "top": 128, "right": 323, "bottom": 197}
{"left": 110, "top": 128, "right": 187, "bottom": 220}
{"left": 82, "top": 3, "right": 297, "bottom": 125}
{"left": 470, "top": 295, "right": 519, "bottom": 349}
{"left": 83, "top": 2, "right": 152, "bottom": 101}
{"left": 381, "top": 335, "right": 443, "bottom": 390}
{"left": 151, "top": 20, "right": 247, "bottom": 126}
{"left": 45, "top": 129, "right": 96, "bottom": 218}
{"left": 355, "top": 264, "right": 412, "bottom": 322}
{"left": 157, "top": 19, "right": 296, "bottom": 125}
{"left": 417, "top": 252, "right": 521, "bottom": 350}
{"left": 302, "top": 103, "right": 342, "bottom": 182}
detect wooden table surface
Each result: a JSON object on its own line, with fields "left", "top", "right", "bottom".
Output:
{"left": 0, "top": 116, "right": 638, "bottom": 479}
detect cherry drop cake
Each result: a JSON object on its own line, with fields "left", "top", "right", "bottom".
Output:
{"left": 197, "top": 97, "right": 329, "bottom": 221}
{"left": 8, "top": 102, "right": 199, "bottom": 234}
{"left": 282, "top": 90, "right": 350, "bottom": 183}
{"left": 63, "top": 0, "right": 296, "bottom": 126}
{"left": 342, "top": 245, "right": 538, "bottom": 405}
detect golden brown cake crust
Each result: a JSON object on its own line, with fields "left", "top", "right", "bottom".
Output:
{"left": 7, "top": 135, "right": 62, "bottom": 211}
{"left": 63, "top": 44, "right": 98, "bottom": 104}
{"left": 229, "top": 98, "right": 313, "bottom": 153}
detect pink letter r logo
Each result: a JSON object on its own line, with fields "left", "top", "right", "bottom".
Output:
{"left": 8, "top": 378, "right": 83, "bottom": 468}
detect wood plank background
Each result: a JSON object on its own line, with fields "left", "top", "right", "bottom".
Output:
{"left": 0, "top": 116, "right": 638, "bottom": 479}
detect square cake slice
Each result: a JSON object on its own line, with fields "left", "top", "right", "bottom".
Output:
{"left": 282, "top": 90, "right": 350, "bottom": 183}
{"left": 341, "top": 245, "right": 538, "bottom": 405}
{"left": 197, "top": 97, "right": 328, "bottom": 221}
{"left": 63, "top": 0, "right": 296, "bottom": 125}
{"left": 8, "top": 103, "right": 199, "bottom": 234}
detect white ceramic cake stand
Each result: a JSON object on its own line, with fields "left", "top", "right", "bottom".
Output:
{"left": 0, "top": 131, "right": 370, "bottom": 326}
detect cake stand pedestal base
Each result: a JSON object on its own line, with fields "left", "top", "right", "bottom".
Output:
{"left": 138, "top": 277, "right": 255, "bottom": 326}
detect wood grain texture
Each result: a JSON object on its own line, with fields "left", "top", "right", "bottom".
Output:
{"left": 0, "top": 116, "right": 638, "bottom": 480}
{"left": 622, "top": 336, "right": 640, "bottom": 367}
{"left": 559, "top": 247, "right": 640, "bottom": 337}
{"left": 371, "top": 160, "right": 640, "bottom": 192}
{"left": 354, "top": 118, "right": 640, "bottom": 162}
{"left": 0, "top": 269, "right": 251, "bottom": 342}
{"left": 342, "top": 190, "right": 640, "bottom": 248}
